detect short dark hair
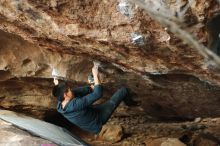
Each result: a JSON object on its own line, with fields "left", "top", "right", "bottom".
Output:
{"left": 52, "top": 81, "right": 72, "bottom": 101}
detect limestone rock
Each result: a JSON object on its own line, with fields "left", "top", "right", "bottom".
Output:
{"left": 98, "top": 125, "right": 123, "bottom": 143}
{"left": 194, "top": 138, "right": 218, "bottom": 146}
{"left": 0, "top": 0, "right": 219, "bottom": 129}
{"left": 161, "top": 138, "right": 186, "bottom": 146}
{"left": 145, "top": 138, "right": 186, "bottom": 146}
{"left": 193, "top": 134, "right": 219, "bottom": 146}
{"left": 0, "top": 1, "right": 220, "bottom": 146}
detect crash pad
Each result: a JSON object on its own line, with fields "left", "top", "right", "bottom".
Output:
{"left": 0, "top": 110, "right": 89, "bottom": 146}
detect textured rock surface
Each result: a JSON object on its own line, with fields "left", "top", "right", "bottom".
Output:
{"left": 194, "top": 136, "right": 219, "bottom": 146}
{"left": 97, "top": 124, "right": 123, "bottom": 143}
{"left": 88, "top": 112, "right": 220, "bottom": 146}
{"left": 0, "top": 0, "right": 220, "bottom": 145}
{"left": 145, "top": 138, "right": 186, "bottom": 146}
{"left": 1, "top": 27, "right": 220, "bottom": 119}
{"left": 0, "top": 0, "right": 219, "bottom": 82}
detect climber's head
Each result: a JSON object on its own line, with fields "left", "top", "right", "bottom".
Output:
{"left": 52, "top": 81, "right": 74, "bottom": 101}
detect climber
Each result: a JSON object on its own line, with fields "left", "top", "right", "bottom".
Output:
{"left": 52, "top": 65, "right": 138, "bottom": 134}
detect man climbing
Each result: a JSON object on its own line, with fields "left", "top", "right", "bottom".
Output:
{"left": 52, "top": 65, "right": 138, "bottom": 134}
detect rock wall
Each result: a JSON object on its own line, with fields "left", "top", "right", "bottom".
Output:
{"left": 0, "top": 0, "right": 220, "bottom": 120}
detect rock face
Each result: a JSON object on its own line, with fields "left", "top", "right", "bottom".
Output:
{"left": 0, "top": 0, "right": 220, "bottom": 120}
{"left": 0, "top": 0, "right": 220, "bottom": 131}
{"left": 145, "top": 138, "right": 186, "bottom": 146}
{"left": 194, "top": 136, "right": 219, "bottom": 146}
{"left": 98, "top": 124, "right": 123, "bottom": 143}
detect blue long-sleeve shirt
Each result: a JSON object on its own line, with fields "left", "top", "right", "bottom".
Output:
{"left": 57, "top": 85, "right": 103, "bottom": 134}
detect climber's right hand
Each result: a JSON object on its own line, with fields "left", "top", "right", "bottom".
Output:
{"left": 53, "top": 78, "right": 59, "bottom": 85}
{"left": 92, "top": 66, "right": 99, "bottom": 77}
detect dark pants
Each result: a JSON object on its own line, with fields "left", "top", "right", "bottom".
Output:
{"left": 94, "top": 87, "right": 128, "bottom": 125}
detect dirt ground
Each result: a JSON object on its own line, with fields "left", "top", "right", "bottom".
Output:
{"left": 0, "top": 106, "right": 220, "bottom": 146}
{"left": 83, "top": 106, "right": 220, "bottom": 146}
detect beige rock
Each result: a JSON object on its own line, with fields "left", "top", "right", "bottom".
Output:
{"left": 98, "top": 125, "right": 123, "bottom": 143}
{"left": 145, "top": 137, "right": 166, "bottom": 146}
{"left": 145, "top": 138, "right": 186, "bottom": 146}
{"left": 194, "top": 136, "right": 218, "bottom": 146}
{"left": 161, "top": 138, "right": 186, "bottom": 146}
{"left": 194, "top": 117, "right": 202, "bottom": 123}
{"left": 0, "top": 0, "right": 220, "bottom": 123}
